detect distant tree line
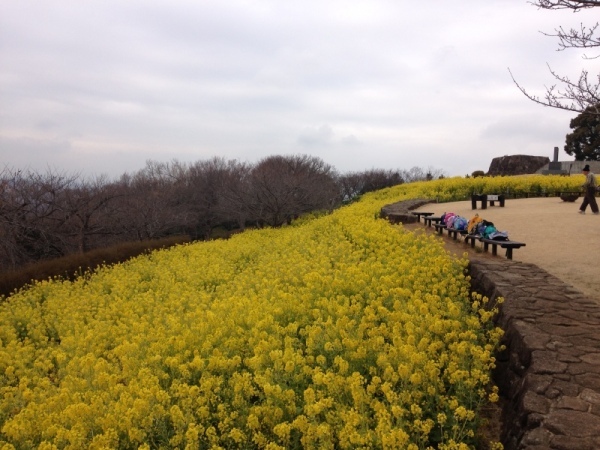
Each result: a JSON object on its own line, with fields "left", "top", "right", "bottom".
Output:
{"left": 0, "top": 154, "right": 444, "bottom": 272}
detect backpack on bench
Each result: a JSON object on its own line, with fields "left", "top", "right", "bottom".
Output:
{"left": 476, "top": 220, "right": 509, "bottom": 240}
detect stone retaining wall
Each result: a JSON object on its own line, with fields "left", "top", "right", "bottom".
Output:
{"left": 381, "top": 199, "right": 600, "bottom": 449}
{"left": 379, "top": 198, "right": 432, "bottom": 224}
{"left": 470, "top": 259, "right": 600, "bottom": 450}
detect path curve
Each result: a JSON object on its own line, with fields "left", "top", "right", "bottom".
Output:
{"left": 412, "top": 198, "right": 600, "bottom": 303}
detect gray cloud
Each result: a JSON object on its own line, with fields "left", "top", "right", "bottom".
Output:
{"left": 1, "top": 0, "right": 599, "bottom": 178}
{"left": 297, "top": 125, "right": 334, "bottom": 147}
{"left": 481, "top": 115, "right": 568, "bottom": 142}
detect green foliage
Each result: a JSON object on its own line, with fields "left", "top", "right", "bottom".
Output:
{"left": 565, "top": 105, "right": 600, "bottom": 161}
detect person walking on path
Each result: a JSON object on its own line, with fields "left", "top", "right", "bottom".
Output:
{"left": 579, "top": 164, "right": 599, "bottom": 215}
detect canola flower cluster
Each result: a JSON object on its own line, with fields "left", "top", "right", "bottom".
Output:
{"left": 0, "top": 175, "right": 528, "bottom": 449}
{"left": 369, "top": 173, "right": 585, "bottom": 204}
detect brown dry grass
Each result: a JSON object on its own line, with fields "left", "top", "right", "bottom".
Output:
{"left": 0, "top": 235, "right": 190, "bottom": 299}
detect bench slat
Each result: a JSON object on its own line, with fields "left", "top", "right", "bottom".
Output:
{"left": 476, "top": 237, "right": 526, "bottom": 260}
{"left": 424, "top": 216, "right": 443, "bottom": 227}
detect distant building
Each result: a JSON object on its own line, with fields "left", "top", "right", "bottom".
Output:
{"left": 537, "top": 147, "right": 600, "bottom": 175}
{"left": 537, "top": 160, "right": 600, "bottom": 175}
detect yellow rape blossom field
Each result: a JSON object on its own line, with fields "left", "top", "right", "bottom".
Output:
{"left": 0, "top": 175, "right": 583, "bottom": 449}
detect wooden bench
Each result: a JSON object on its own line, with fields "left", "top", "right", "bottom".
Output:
{"left": 447, "top": 227, "right": 468, "bottom": 240}
{"left": 464, "top": 234, "right": 480, "bottom": 248}
{"left": 433, "top": 223, "right": 446, "bottom": 235}
{"left": 411, "top": 211, "right": 434, "bottom": 223}
{"left": 464, "top": 235, "right": 526, "bottom": 260}
{"left": 480, "top": 238, "right": 525, "bottom": 260}
{"left": 433, "top": 223, "right": 467, "bottom": 240}
{"left": 471, "top": 194, "right": 505, "bottom": 210}
{"left": 424, "top": 216, "right": 443, "bottom": 227}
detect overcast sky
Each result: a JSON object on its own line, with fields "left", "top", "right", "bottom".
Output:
{"left": 1, "top": 1, "right": 599, "bottom": 179}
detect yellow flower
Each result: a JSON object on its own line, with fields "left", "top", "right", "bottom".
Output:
{"left": 0, "top": 174, "right": 517, "bottom": 448}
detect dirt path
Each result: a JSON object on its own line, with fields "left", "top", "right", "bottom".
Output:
{"left": 410, "top": 197, "right": 600, "bottom": 303}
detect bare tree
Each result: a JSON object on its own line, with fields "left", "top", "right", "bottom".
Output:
{"left": 510, "top": 1, "right": 600, "bottom": 114}
{"left": 0, "top": 167, "right": 32, "bottom": 269}
{"left": 338, "top": 169, "right": 404, "bottom": 202}
{"left": 213, "top": 159, "right": 253, "bottom": 231}
{"left": 247, "top": 155, "right": 340, "bottom": 227}
{"left": 113, "top": 161, "right": 184, "bottom": 241}
{"left": 0, "top": 154, "right": 453, "bottom": 272}
{"left": 54, "top": 175, "right": 123, "bottom": 253}
{"left": 0, "top": 167, "right": 82, "bottom": 269}
{"left": 533, "top": 1, "right": 600, "bottom": 10}
{"left": 400, "top": 166, "right": 446, "bottom": 183}
{"left": 337, "top": 172, "right": 366, "bottom": 203}
{"left": 173, "top": 157, "right": 233, "bottom": 240}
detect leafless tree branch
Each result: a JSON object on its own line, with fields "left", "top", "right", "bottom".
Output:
{"left": 512, "top": 1, "right": 600, "bottom": 114}
{"left": 531, "top": 0, "right": 600, "bottom": 10}
{"left": 542, "top": 23, "right": 600, "bottom": 56}
{"left": 509, "top": 66, "right": 600, "bottom": 114}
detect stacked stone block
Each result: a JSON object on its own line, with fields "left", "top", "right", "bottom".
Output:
{"left": 470, "top": 259, "right": 600, "bottom": 450}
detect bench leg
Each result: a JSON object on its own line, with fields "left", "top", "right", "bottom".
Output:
{"left": 470, "top": 238, "right": 476, "bottom": 248}
{"left": 505, "top": 248, "right": 513, "bottom": 260}
{"left": 491, "top": 244, "right": 497, "bottom": 256}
